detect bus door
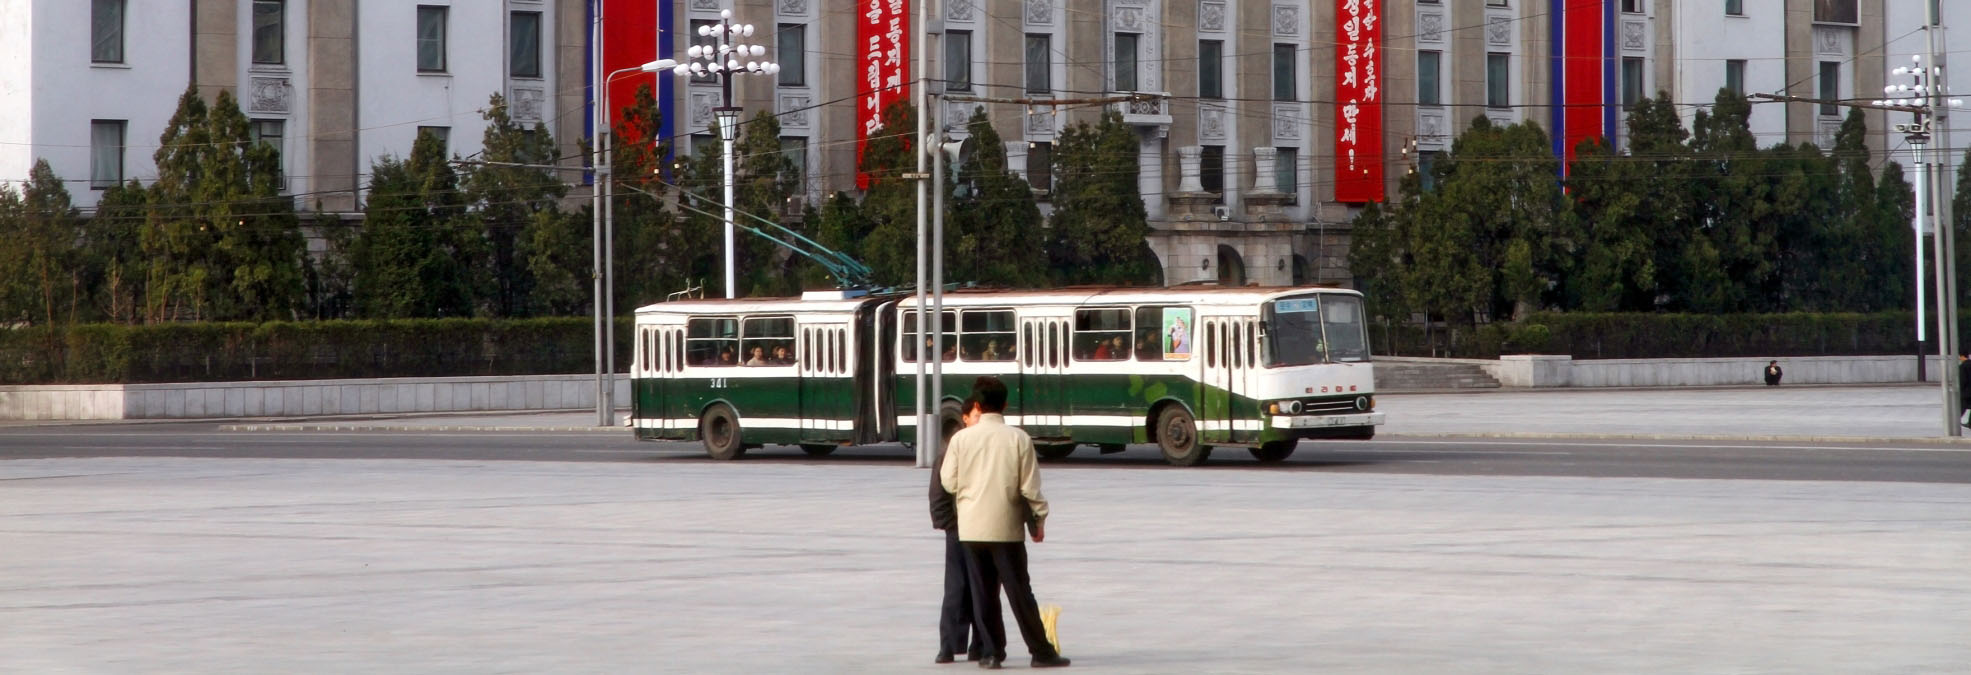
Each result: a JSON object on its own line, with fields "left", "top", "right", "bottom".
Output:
{"left": 872, "top": 301, "right": 899, "bottom": 442}
{"left": 1199, "top": 316, "right": 1243, "bottom": 445}
{"left": 798, "top": 323, "right": 846, "bottom": 443}
{"left": 1229, "top": 317, "right": 1260, "bottom": 444}
{"left": 1019, "top": 316, "right": 1070, "bottom": 439}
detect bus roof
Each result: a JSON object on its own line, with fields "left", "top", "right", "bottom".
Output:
{"left": 633, "top": 285, "right": 1356, "bottom": 315}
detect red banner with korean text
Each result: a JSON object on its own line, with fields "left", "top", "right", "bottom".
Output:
{"left": 857, "top": 0, "right": 911, "bottom": 189}
{"left": 1334, "top": 0, "right": 1384, "bottom": 203}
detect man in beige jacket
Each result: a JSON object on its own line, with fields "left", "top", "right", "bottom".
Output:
{"left": 939, "top": 377, "right": 1069, "bottom": 669}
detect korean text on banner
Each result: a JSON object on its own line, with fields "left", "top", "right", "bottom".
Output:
{"left": 856, "top": 0, "right": 911, "bottom": 189}
{"left": 1334, "top": 0, "right": 1384, "bottom": 203}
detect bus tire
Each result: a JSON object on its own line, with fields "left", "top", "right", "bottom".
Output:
{"left": 1156, "top": 407, "right": 1210, "bottom": 466}
{"left": 1249, "top": 440, "right": 1297, "bottom": 462}
{"left": 699, "top": 404, "right": 746, "bottom": 460}
{"left": 799, "top": 444, "right": 837, "bottom": 456}
{"left": 1036, "top": 444, "right": 1076, "bottom": 460}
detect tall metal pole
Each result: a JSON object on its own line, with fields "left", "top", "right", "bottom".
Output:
{"left": 931, "top": 94, "right": 946, "bottom": 461}
{"left": 721, "top": 13, "right": 738, "bottom": 301}
{"left": 603, "top": 128, "right": 617, "bottom": 424}
{"left": 1915, "top": 136, "right": 1929, "bottom": 382}
{"left": 591, "top": 7, "right": 609, "bottom": 427}
{"left": 1927, "top": 9, "right": 1962, "bottom": 436}
{"left": 912, "top": 0, "right": 930, "bottom": 469}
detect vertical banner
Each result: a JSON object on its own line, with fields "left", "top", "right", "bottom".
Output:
{"left": 1561, "top": 0, "right": 1606, "bottom": 168}
{"left": 856, "top": 0, "right": 911, "bottom": 189}
{"left": 1334, "top": 0, "right": 1384, "bottom": 203}
{"left": 602, "top": 0, "right": 661, "bottom": 135}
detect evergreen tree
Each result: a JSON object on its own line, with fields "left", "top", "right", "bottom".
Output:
{"left": 0, "top": 160, "right": 84, "bottom": 325}
{"left": 88, "top": 180, "right": 149, "bottom": 323}
{"left": 461, "top": 93, "right": 570, "bottom": 317}
{"left": 1048, "top": 111, "right": 1157, "bottom": 285}
{"left": 142, "top": 86, "right": 306, "bottom": 322}
{"left": 949, "top": 107, "right": 1046, "bottom": 287}
{"left": 854, "top": 100, "right": 923, "bottom": 287}
{"left": 608, "top": 84, "right": 695, "bottom": 306}
{"left": 351, "top": 130, "right": 483, "bottom": 317}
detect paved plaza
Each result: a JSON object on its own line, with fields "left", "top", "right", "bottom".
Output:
{"left": 4, "top": 453, "right": 1969, "bottom": 673}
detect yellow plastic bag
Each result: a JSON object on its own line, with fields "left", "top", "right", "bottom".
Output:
{"left": 1039, "top": 604, "right": 1062, "bottom": 652}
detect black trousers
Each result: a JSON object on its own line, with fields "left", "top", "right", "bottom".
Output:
{"left": 940, "top": 529, "right": 985, "bottom": 656}
{"left": 962, "top": 540, "right": 1059, "bottom": 660}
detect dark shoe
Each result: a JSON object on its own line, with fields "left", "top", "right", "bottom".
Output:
{"left": 1031, "top": 655, "right": 1072, "bottom": 668}
{"left": 964, "top": 648, "right": 984, "bottom": 662}
{"left": 976, "top": 656, "right": 1002, "bottom": 669}
{"left": 935, "top": 651, "right": 955, "bottom": 664}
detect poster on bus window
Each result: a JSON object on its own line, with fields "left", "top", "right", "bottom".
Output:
{"left": 1162, "top": 308, "right": 1193, "bottom": 361}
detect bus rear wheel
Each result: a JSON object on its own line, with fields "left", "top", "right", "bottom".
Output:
{"left": 1156, "top": 407, "right": 1211, "bottom": 466}
{"left": 1037, "top": 444, "right": 1076, "bottom": 460}
{"left": 699, "top": 404, "right": 746, "bottom": 460}
{"left": 799, "top": 444, "right": 837, "bottom": 456}
{"left": 1249, "top": 440, "right": 1297, "bottom": 462}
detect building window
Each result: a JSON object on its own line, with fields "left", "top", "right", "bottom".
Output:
{"left": 1620, "top": 0, "right": 1642, "bottom": 13}
{"left": 1418, "top": 51, "right": 1441, "bottom": 106}
{"left": 780, "top": 136, "right": 807, "bottom": 190}
{"left": 92, "top": 0, "right": 124, "bottom": 64}
{"left": 91, "top": 120, "right": 125, "bottom": 189}
{"left": 1201, "top": 145, "right": 1225, "bottom": 200}
{"left": 1726, "top": 0, "right": 1744, "bottom": 16}
{"left": 689, "top": 20, "right": 718, "bottom": 84}
{"left": 252, "top": 0, "right": 284, "bottom": 65}
{"left": 250, "top": 119, "right": 286, "bottom": 187}
{"left": 1275, "top": 147, "right": 1298, "bottom": 202}
{"left": 1725, "top": 59, "right": 1745, "bottom": 96}
{"left": 1273, "top": 43, "right": 1296, "bottom": 101}
{"left": 1621, "top": 58, "right": 1644, "bottom": 108}
{"left": 945, "top": 30, "right": 971, "bottom": 91}
{"left": 778, "top": 24, "right": 805, "bottom": 86}
{"left": 1818, "top": 61, "right": 1840, "bottom": 115}
{"left": 1114, "top": 33, "right": 1140, "bottom": 92}
{"left": 1487, "top": 53, "right": 1510, "bottom": 108}
{"left": 418, "top": 126, "right": 450, "bottom": 155}
{"left": 1027, "top": 141, "right": 1053, "bottom": 194}
{"left": 1199, "top": 39, "right": 1223, "bottom": 99}
{"left": 1025, "top": 34, "right": 1051, "bottom": 94}
{"left": 509, "top": 12, "right": 541, "bottom": 78}
{"left": 417, "top": 6, "right": 448, "bottom": 73}
{"left": 1814, "top": 0, "right": 1857, "bottom": 24}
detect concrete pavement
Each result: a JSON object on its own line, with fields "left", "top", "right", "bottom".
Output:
{"left": 2, "top": 456, "right": 1966, "bottom": 673}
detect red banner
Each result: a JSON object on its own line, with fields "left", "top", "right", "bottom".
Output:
{"left": 856, "top": 0, "right": 911, "bottom": 188}
{"left": 1334, "top": 0, "right": 1384, "bottom": 203}
{"left": 1562, "top": 0, "right": 1605, "bottom": 167}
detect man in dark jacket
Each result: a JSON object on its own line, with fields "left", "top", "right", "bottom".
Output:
{"left": 932, "top": 397, "right": 986, "bottom": 664}
{"left": 1959, "top": 355, "right": 1971, "bottom": 426}
{"left": 1764, "top": 360, "right": 1783, "bottom": 386}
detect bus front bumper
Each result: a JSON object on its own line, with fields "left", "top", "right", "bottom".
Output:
{"left": 1270, "top": 412, "right": 1385, "bottom": 429}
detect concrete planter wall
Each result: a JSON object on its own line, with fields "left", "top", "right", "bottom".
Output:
{"left": 1, "top": 374, "right": 632, "bottom": 421}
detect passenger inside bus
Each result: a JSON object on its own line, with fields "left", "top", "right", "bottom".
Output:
{"left": 1135, "top": 330, "right": 1161, "bottom": 360}
{"left": 1090, "top": 335, "right": 1128, "bottom": 361}
{"left": 980, "top": 339, "right": 1005, "bottom": 361}
{"left": 771, "top": 345, "right": 793, "bottom": 365}
{"left": 718, "top": 347, "right": 737, "bottom": 366}
{"left": 745, "top": 346, "right": 768, "bottom": 366}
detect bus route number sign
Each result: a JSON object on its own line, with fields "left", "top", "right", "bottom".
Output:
{"left": 1275, "top": 299, "right": 1320, "bottom": 314}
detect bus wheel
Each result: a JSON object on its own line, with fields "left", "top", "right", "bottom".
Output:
{"left": 699, "top": 404, "right": 746, "bottom": 460}
{"left": 799, "top": 444, "right": 837, "bottom": 456}
{"left": 1037, "top": 444, "right": 1076, "bottom": 460}
{"left": 1249, "top": 440, "right": 1297, "bottom": 462}
{"left": 1156, "top": 407, "right": 1211, "bottom": 466}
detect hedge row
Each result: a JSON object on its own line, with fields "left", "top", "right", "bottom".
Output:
{"left": 0, "top": 312, "right": 1946, "bottom": 385}
{"left": 1372, "top": 311, "right": 1935, "bottom": 360}
{"left": 0, "top": 318, "right": 633, "bottom": 385}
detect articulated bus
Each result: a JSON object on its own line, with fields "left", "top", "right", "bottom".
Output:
{"left": 628, "top": 286, "right": 1382, "bottom": 466}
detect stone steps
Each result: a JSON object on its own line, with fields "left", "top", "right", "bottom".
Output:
{"left": 1374, "top": 361, "right": 1502, "bottom": 391}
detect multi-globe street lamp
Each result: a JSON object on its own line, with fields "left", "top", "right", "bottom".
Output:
{"left": 680, "top": 9, "right": 779, "bottom": 299}
{"left": 1873, "top": 52, "right": 1964, "bottom": 435}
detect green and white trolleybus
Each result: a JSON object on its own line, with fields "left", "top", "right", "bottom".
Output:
{"left": 629, "top": 286, "right": 1382, "bottom": 466}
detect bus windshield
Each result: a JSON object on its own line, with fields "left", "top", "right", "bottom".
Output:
{"left": 1268, "top": 295, "right": 1370, "bottom": 366}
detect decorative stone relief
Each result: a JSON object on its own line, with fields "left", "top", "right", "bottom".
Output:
{"left": 1487, "top": 16, "right": 1512, "bottom": 46}
{"left": 690, "top": 0, "right": 719, "bottom": 9}
{"left": 1272, "top": 104, "right": 1301, "bottom": 142}
{"left": 945, "top": 100, "right": 976, "bottom": 127}
{"left": 1622, "top": 20, "right": 1645, "bottom": 51}
{"left": 1198, "top": 103, "right": 1226, "bottom": 142}
{"left": 1026, "top": 0, "right": 1052, "bottom": 26}
{"left": 1485, "top": 108, "right": 1516, "bottom": 128}
{"left": 778, "top": 94, "right": 811, "bottom": 129}
{"left": 948, "top": 0, "right": 974, "bottom": 22}
{"left": 1819, "top": 120, "right": 1842, "bottom": 145}
{"left": 1418, "top": 13, "right": 1443, "bottom": 43}
{"left": 1114, "top": 6, "right": 1144, "bottom": 31}
{"left": 1273, "top": 4, "right": 1299, "bottom": 37}
{"left": 1025, "top": 107, "right": 1055, "bottom": 136}
{"left": 778, "top": 0, "right": 809, "bottom": 16}
{"left": 510, "top": 87, "right": 545, "bottom": 123}
{"left": 1418, "top": 110, "right": 1447, "bottom": 145}
{"left": 248, "top": 77, "right": 290, "bottom": 114}
{"left": 1816, "top": 26, "right": 1846, "bottom": 56}
{"left": 1200, "top": 1, "right": 1226, "bottom": 32}
{"left": 689, "top": 91, "right": 718, "bottom": 129}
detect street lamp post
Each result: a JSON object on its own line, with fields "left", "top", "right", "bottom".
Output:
{"left": 1876, "top": 49, "right": 1964, "bottom": 436}
{"left": 682, "top": 9, "right": 779, "bottom": 299}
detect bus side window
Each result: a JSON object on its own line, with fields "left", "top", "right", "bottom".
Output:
{"left": 687, "top": 317, "right": 738, "bottom": 366}
{"left": 836, "top": 328, "right": 847, "bottom": 374}
{"left": 1206, "top": 322, "right": 1217, "bottom": 368}
{"left": 1133, "top": 306, "right": 1164, "bottom": 361}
